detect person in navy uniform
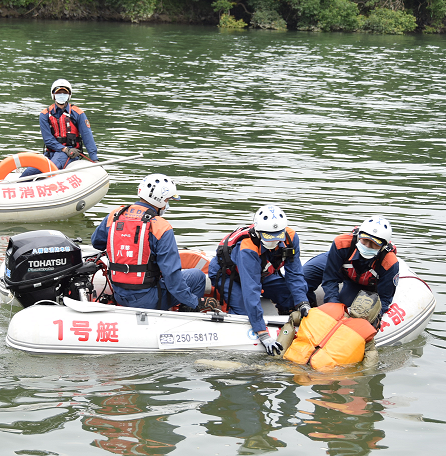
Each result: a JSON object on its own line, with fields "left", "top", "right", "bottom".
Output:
{"left": 91, "top": 173, "right": 216, "bottom": 312}
{"left": 21, "top": 78, "right": 99, "bottom": 178}
{"left": 303, "top": 215, "right": 399, "bottom": 317}
{"left": 208, "top": 205, "right": 309, "bottom": 355}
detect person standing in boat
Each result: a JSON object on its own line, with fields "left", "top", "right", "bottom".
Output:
{"left": 208, "top": 204, "right": 310, "bottom": 356}
{"left": 20, "top": 78, "right": 99, "bottom": 178}
{"left": 303, "top": 215, "right": 399, "bottom": 318}
{"left": 91, "top": 173, "right": 217, "bottom": 312}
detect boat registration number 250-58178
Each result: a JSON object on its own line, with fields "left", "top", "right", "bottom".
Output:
{"left": 158, "top": 331, "right": 220, "bottom": 349}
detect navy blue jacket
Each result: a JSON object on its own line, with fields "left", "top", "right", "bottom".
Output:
{"left": 40, "top": 103, "right": 98, "bottom": 167}
{"left": 208, "top": 227, "right": 308, "bottom": 332}
{"left": 322, "top": 233, "right": 399, "bottom": 313}
{"left": 91, "top": 201, "right": 200, "bottom": 309}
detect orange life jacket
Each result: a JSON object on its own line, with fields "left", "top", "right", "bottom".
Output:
{"left": 283, "top": 302, "right": 377, "bottom": 370}
{"left": 47, "top": 104, "right": 82, "bottom": 151}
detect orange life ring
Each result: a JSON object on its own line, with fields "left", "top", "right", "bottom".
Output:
{"left": 0, "top": 153, "right": 58, "bottom": 180}
{"left": 178, "top": 249, "right": 210, "bottom": 274}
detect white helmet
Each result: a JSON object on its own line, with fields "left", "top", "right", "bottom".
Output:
{"left": 358, "top": 215, "right": 392, "bottom": 246}
{"left": 253, "top": 205, "right": 288, "bottom": 233}
{"left": 137, "top": 174, "right": 180, "bottom": 208}
{"left": 51, "top": 79, "right": 72, "bottom": 100}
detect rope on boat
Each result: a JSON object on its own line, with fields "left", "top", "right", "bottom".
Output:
{"left": 399, "top": 275, "right": 432, "bottom": 292}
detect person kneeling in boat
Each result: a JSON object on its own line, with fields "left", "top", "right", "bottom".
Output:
{"left": 303, "top": 215, "right": 399, "bottom": 319}
{"left": 276, "top": 290, "right": 382, "bottom": 369}
{"left": 91, "top": 173, "right": 217, "bottom": 312}
{"left": 21, "top": 78, "right": 99, "bottom": 178}
{"left": 208, "top": 205, "right": 310, "bottom": 356}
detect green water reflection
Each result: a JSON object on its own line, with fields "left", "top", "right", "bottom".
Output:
{"left": 0, "top": 19, "right": 446, "bottom": 456}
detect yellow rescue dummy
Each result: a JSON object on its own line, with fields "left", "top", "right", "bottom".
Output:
{"left": 276, "top": 290, "right": 382, "bottom": 370}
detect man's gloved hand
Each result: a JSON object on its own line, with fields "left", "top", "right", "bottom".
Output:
{"left": 296, "top": 301, "right": 311, "bottom": 318}
{"left": 64, "top": 148, "right": 81, "bottom": 159}
{"left": 197, "top": 297, "right": 219, "bottom": 312}
{"left": 179, "top": 297, "right": 218, "bottom": 313}
{"left": 257, "top": 331, "right": 283, "bottom": 356}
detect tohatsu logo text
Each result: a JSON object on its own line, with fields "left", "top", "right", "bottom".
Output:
{"left": 28, "top": 258, "right": 67, "bottom": 268}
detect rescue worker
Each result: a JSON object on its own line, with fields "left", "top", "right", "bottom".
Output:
{"left": 21, "top": 79, "right": 99, "bottom": 178}
{"left": 276, "top": 290, "right": 382, "bottom": 370}
{"left": 303, "top": 215, "right": 399, "bottom": 316}
{"left": 207, "top": 204, "right": 310, "bottom": 356}
{"left": 91, "top": 173, "right": 217, "bottom": 312}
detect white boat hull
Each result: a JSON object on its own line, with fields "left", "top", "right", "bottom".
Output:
{"left": 3, "top": 257, "right": 436, "bottom": 355}
{"left": 5, "top": 301, "right": 284, "bottom": 354}
{"left": 0, "top": 161, "right": 109, "bottom": 222}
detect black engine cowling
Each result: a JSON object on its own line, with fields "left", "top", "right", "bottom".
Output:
{"left": 4, "top": 230, "right": 84, "bottom": 307}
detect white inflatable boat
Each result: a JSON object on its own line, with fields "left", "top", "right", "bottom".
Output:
{"left": 0, "top": 154, "right": 110, "bottom": 223}
{"left": 1, "top": 238, "right": 436, "bottom": 354}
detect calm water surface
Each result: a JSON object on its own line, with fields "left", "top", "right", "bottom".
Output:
{"left": 0, "top": 19, "right": 445, "bottom": 456}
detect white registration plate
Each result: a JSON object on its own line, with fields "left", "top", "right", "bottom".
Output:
{"left": 158, "top": 330, "right": 221, "bottom": 349}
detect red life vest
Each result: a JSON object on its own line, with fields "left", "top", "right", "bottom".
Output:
{"left": 343, "top": 250, "right": 381, "bottom": 289}
{"left": 216, "top": 225, "right": 294, "bottom": 277}
{"left": 339, "top": 230, "right": 397, "bottom": 291}
{"left": 46, "top": 104, "right": 82, "bottom": 151}
{"left": 106, "top": 205, "right": 161, "bottom": 290}
{"left": 216, "top": 225, "right": 257, "bottom": 275}
{"left": 283, "top": 302, "right": 377, "bottom": 370}
{"left": 213, "top": 225, "right": 295, "bottom": 305}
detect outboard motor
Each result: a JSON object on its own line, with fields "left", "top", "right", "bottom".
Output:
{"left": 4, "top": 230, "right": 95, "bottom": 308}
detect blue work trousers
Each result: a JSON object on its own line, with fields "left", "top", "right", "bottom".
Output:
{"left": 114, "top": 269, "right": 206, "bottom": 310}
{"left": 20, "top": 151, "right": 75, "bottom": 178}
{"left": 217, "top": 273, "right": 295, "bottom": 315}
{"left": 303, "top": 251, "right": 368, "bottom": 308}
{"left": 303, "top": 252, "right": 328, "bottom": 305}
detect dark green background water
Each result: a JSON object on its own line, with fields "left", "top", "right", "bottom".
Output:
{"left": 0, "top": 19, "right": 445, "bottom": 456}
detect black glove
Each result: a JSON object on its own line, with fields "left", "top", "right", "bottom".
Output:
{"left": 178, "top": 297, "right": 218, "bottom": 313}
{"left": 296, "top": 301, "right": 311, "bottom": 318}
{"left": 178, "top": 304, "right": 196, "bottom": 312}
{"left": 371, "top": 313, "right": 382, "bottom": 331}
{"left": 258, "top": 332, "right": 283, "bottom": 356}
{"left": 64, "top": 148, "right": 81, "bottom": 159}
{"left": 197, "top": 297, "right": 219, "bottom": 312}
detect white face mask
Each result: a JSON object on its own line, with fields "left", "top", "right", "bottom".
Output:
{"left": 356, "top": 241, "right": 379, "bottom": 259}
{"left": 159, "top": 201, "right": 169, "bottom": 216}
{"left": 54, "top": 93, "right": 69, "bottom": 104}
{"left": 261, "top": 240, "right": 279, "bottom": 250}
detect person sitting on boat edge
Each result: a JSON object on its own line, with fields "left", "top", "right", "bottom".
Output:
{"left": 274, "top": 290, "right": 382, "bottom": 370}
{"left": 91, "top": 173, "right": 217, "bottom": 312}
{"left": 20, "top": 78, "right": 99, "bottom": 178}
{"left": 207, "top": 204, "right": 310, "bottom": 356}
{"left": 303, "top": 215, "right": 399, "bottom": 319}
